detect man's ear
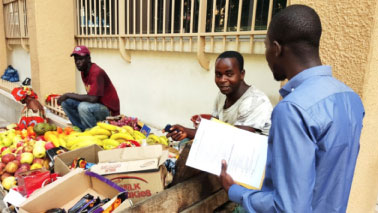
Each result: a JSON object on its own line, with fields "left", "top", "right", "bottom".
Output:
{"left": 273, "top": 41, "right": 282, "bottom": 57}
{"left": 240, "top": 69, "right": 245, "bottom": 79}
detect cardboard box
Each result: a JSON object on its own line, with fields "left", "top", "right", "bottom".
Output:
{"left": 54, "top": 144, "right": 103, "bottom": 176}
{"left": 90, "top": 145, "right": 168, "bottom": 204}
{"left": 19, "top": 169, "right": 127, "bottom": 213}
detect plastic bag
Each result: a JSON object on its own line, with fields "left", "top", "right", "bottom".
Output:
{"left": 16, "top": 169, "right": 58, "bottom": 197}
{"left": 1, "top": 65, "right": 19, "bottom": 82}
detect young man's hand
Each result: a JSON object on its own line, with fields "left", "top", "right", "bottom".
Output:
{"left": 219, "top": 160, "right": 235, "bottom": 193}
{"left": 165, "top": 124, "right": 188, "bottom": 141}
{"left": 57, "top": 93, "right": 69, "bottom": 105}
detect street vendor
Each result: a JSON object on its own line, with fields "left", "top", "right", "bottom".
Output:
{"left": 11, "top": 86, "right": 47, "bottom": 129}
{"left": 166, "top": 51, "right": 273, "bottom": 141}
{"left": 57, "top": 45, "right": 120, "bottom": 131}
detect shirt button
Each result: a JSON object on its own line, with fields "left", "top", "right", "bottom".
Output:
{"left": 291, "top": 88, "right": 295, "bottom": 92}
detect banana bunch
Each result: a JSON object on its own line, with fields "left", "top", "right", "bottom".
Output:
{"left": 147, "top": 134, "right": 169, "bottom": 146}
{"left": 102, "top": 139, "right": 120, "bottom": 150}
{"left": 132, "top": 130, "right": 146, "bottom": 142}
{"left": 97, "top": 122, "right": 118, "bottom": 131}
{"left": 66, "top": 135, "right": 102, "bottom": 150}
{"left": 110, "top": 132, "right": 134, "bottom": 141}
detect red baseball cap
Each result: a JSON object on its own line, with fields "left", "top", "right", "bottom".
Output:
{"left": 70, "top": 45, "right": 90, "bottom": 56}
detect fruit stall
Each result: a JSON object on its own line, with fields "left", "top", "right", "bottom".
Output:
{"left": 0, "top": 114, "right": 229, "bottom": 212}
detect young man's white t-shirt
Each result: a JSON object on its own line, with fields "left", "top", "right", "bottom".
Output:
{"left": 212, "top": 86, "right": 273, "bottom": 135}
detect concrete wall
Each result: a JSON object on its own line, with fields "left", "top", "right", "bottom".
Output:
{"left": 28, "top": 0, "right": 76, "bottom": 101}
{"left": 8, "top": 46, "right": 31, "bottom": 83}
{"left": 291, "top": 1, "right": 378, "bottom": 212}
{"left": 0, "top": 3, "right": 8, "bottom": 72}
{"left": 76, "top": 49, "right": 280, "bottom": 129}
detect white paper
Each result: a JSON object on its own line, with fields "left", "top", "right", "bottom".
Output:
{"left": 186, "top": 119, "right": 268, "bottom": 189}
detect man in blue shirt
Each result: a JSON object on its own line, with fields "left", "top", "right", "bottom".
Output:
{"left": 219, "top": 5, "right": 365, "bottom": 212}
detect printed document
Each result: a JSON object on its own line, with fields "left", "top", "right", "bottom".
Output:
{"left": 186, "top": 119, "right": 268, "bottom": 189}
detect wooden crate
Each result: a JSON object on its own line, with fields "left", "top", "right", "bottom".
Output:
{"left": 45, "top": 97, "right": 68, "bottom": 120}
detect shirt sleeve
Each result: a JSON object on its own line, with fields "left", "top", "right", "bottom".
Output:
{"left": 233, "top": 95, "right": 272, "bottom": 132}
{"left": 229, "top": 102, "right": 317, "bottom": 212}
{"left": 87, "top": 70, "right": 105, "bottom": 97}
{"left": 211, "top": 93, "right": 221, "bottom": 118}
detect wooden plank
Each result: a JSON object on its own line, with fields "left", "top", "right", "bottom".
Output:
{"left": 125, "top": 172, "right": 222, "bottom": 212}
{"left": 171, "top": 141, "right": 201, "bottom": 186}
{"left": 181, "top": 189, "right": 229, "bottom": 213}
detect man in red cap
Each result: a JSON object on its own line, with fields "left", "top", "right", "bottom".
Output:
{"left": 58, "top": 45, "right": 120, "bottom": 131}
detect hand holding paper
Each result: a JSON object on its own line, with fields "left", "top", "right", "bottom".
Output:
{"left": 186, "top": 119, "right": 268, "bottom": 189}
{"left": 219, "top": 160, "right": 235, "bottom": 192}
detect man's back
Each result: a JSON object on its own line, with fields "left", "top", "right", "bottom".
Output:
{"left": 269, "top": 65, "right": 364, "bottom": 212}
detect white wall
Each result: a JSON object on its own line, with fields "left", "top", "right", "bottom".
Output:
{"left": 7, "top": 46, "right": 31, "bottom": 84}
{"left": 76, "top": 49, "right": 280, "bottom": 129}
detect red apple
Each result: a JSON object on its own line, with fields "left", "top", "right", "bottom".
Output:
{"left": 36, "top": 136, "right": 45, "bottom": 141}
{"left": 0, "top": 162, "right": 6, "bottom": 174}
{"left": 20, "top": 163, "right": 30, "bottom": 171}
{"left": 33, "top": 158, "right": 44, "bottom": 166}
{"left": 16, "top": 141, "right": 24, "bottom": 148}
{"left": 9, "top": 148, "right": 16, "bottom": 153}
{"left": 44, "top": 142, "right": 55, "bottom": 150}
{"left": 22, "top": 145, "right": 33, "bottom": 153}
{"left": 12, "top": 160, "right": 20, "bottom": 167}
{"left": 5, "top": 162, "right": 18, "bottom": 174}
{"left": 14, "top": 167, "right": 29, "bottom": 177}
{"left": 0, "top": 147, "right": 7, "bottom": 153}
{"left": 16, "top": 154, "right": 21, "bottom": 162}
{"left": 1, "top": 154, "right": 15, "bottom": 164}
{"left": 1, "top": 172, "right": 11, "bottom": 181}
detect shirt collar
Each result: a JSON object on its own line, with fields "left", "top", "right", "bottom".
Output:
{"left": 279, "top": 65, "right": 332, "bottom": 98}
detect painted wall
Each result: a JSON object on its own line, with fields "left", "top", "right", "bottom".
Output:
{"left": 7, "top": 46, "right": 31, "bottom": 83}
{"left": 0, "top": 3, "right": 7, "bottom": 72}
{"left": 76, "top": 49, "right": 280, "bottom": 129}
{"left": 291, "top": 1, "right": 378, "bottom": 212}
{"left": 28, "top": 0, "right": 76, "bottom": 101}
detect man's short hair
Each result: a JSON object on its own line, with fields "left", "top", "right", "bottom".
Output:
{"left": 217, "top": 51, "right": 244, "bottom": 71}
{"left": 268, "top": 5, "right": 322, "bottom": 50}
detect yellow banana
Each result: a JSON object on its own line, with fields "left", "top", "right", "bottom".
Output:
{"left": 89, "top": 128, "right": 111, "bottom": 136}
{"left": 97, "top": 122, "right": 118, "bottom": 131}
{"left": 122, "top": 126, "right": 134, "bottom": 134}
{"left": 110, "top": 133, "right": 134, "bottom": 141}
{"left": 147, "top": 134, "right": 159, "bottom": 145}
{"left": 132, "top": 131, "right": 146, "bottom": 140}
{"left": 158, "top": 136, "right": 169, "bottom": 146}
{"left": 103, "top": 139, "right": 120, "bottom": 147}
{"left": 94, "top": 135, "right": 109, "bottom": 140}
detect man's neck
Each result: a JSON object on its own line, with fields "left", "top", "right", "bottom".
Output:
{"left": 225, "top": 82, "right": 249, "bottom": 107}
{"left": 83, "top": 63, "right": 92, "bottom": 77}
{"left": 285, "top": 57, "right": 322, "bottom": 80}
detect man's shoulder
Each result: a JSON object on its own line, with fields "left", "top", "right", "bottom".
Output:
{"left": 89, "top": 63, "right": 107, "bottom": 77}
{"left": 240, "top": 86, "right": 272, "bottom": 105}
{"left": 283, "top": 76, "right": 354, "bottom": 109}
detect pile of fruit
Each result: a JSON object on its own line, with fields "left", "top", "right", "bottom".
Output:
{"left": 0, "top": 127, "right": 51, "bottom": 190}
{"left": 108, "top": 116, "right": 140, "bottom": 130}
{"left": 65, "top": 122, "right": 169, "bottom": 150}
{"left": 0, "top": 121, "right": 170, "bottom": 191}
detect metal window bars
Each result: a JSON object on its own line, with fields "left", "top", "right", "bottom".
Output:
{"left": 2, "top": 0, "right": 29, "bottom": 51}
{"left": 75, "top": 0, "right": 288, "bottom": 69}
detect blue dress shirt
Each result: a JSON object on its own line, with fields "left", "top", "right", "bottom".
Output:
{"left": 228, "top": 66, "right": 365, "bottom": 212}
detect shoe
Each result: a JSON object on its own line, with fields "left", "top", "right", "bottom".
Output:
{"left": 22, "top": 78, "right": 31, "bottom": 86}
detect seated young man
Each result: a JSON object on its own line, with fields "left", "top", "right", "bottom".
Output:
{"left": 167, "top": 51, "right": 273, "bottom": 141}
{"left": 57, "top": 46, "right": 120, "bottom": 131}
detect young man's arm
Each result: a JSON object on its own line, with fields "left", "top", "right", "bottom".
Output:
{"left": 222, "top": 102, "right": 316, "bottom": 212}
{"left": 57, "top": 93, "right": 99, "bottom": 105}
